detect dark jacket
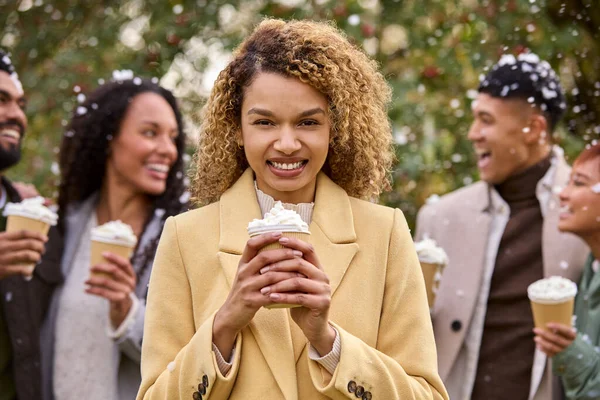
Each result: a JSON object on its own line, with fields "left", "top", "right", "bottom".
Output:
{"left": 0, "top": 177, "right": 63, "bottom": 400}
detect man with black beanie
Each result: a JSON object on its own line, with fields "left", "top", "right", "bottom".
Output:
{"left": 0, "top": 49, "right": 59, "bottom": 400}
{"left": 416, "top": 53, "right": 589, "bottom": 400}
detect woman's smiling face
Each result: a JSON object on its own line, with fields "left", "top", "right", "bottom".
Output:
{"left": 559, "top": 158, "right": 600, "bottom": 237}
{"left": 240, "top": 72, "right": 330, "bottom": 204}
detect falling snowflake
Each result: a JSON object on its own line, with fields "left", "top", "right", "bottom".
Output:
{"left": 167, "top": 361, "right": 176, "bottom": 372}
{"left": 591, "top": 183, "right": 600, "bottom": 194}
{"left": 426, "top": 194, "right": 440, "bottom": 205}
{"left": 76, "top": 106, "right": 87, "bottom": 115}
{"left": 559, "top": 261, "right": 569, "bottom": 270}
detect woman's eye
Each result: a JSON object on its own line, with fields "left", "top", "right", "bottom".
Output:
{"left": 299, "top": 120, "right": 318, "bottom": 126}
{"left": 143, "top": 130, "right": 156, "bottom": 137}
{"left": 254, "top": 120, "right": 272, "bottom": 126}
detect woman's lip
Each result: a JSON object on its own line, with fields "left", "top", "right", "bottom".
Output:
{"left": 267, "top": 161, "right": 307, "bottom": 178}
{"left": 145, "top": 166, "right": 169, "bottom": 180}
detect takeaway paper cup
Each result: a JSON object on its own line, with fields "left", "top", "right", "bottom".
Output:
{"left": 90, "top": 221, "right": 137, "bottom": 279}
{"left": 247, "top": 201, "right": 311, "bottom": 309}
{"left": 527, "top": 276, "right": 578, "bottom": 331}
{"left": 3, "top": 197, "right": 58, "bottom": 277}
{"left": 420, "top": 261, "right": 445, "bottom": 308}
{"left": 414, "top": 237, "right": 448, "bottom": 308}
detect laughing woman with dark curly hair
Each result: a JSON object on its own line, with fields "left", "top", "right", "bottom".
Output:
{"left": 138, "top": 19, "right": 448, "bottom": 400}
{"left": 38, "top": 77, "right": 188, "bottom": 400}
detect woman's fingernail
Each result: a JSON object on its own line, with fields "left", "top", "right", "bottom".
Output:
{"left": 279, "top": 237, "right": 289, "bottom": 244}
{"left": 260, "top": 267, "right": 270, "bottom": 274}
{"left": 272, "top": 232, "right": 282, "bottom": 238}
{"left": 270, "top": 293, "right": 280, "bottom": 300}
{"left": 293, "top": 250, "right": 303, "bottom": 257}
{"left": 260, "top": 286, "right": 271, "bottom": 294}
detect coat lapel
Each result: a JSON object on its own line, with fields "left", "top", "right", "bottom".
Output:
{"left": 216, "top": 169, "right": 358, "bottom": 400}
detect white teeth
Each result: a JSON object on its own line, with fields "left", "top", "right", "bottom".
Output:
{"left": 147, "top": 163, "right": 169, "bottom": 173}
{"left": 271, "top": 161, "right": 304, "bottom": 170}
{"left": 0, "top": 129, "right": 20, "bottom": 139}
{"left": 560, "top": 205, "right": 571, "bottom": 213}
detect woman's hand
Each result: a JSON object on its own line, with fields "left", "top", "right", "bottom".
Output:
{"left": 260, "top": 236, "right": 336, "bottom": 356}
{"left": 213, "top": 232, "right": 305, "bottom": 359}
{"left": 85, "top": 252, "right": 137, "bottom": 328}
{"left": 533, "top": 323, "right": 577, "bottom": 358}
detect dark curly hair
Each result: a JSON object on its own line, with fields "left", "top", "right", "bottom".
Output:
{"left": 58, "top": 78, "right": 188, "bottom": 281}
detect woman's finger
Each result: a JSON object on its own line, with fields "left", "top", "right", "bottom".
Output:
{"left": 242, "top": 247, "right": 302, "bottom": 276}
{"left": 534, "top": 329, "right": 571, "bottom": 351}
{"left": 102, "top": 252, "right": 136, "bottom": 277}
{"left": 86, "top": 274, "right": 132, "bottom": 294}
{"left": 547, "top": 323, "right": 577, "bottom": 340}
{"left": 263, "top": 276, "right": 328, "bottom": 297}
{"left": 253, "top": 271, "right": 306, "bottom": 289}
{"left": 90, "top": 263, "right": 136, "bottom": 289}
{"left": 260, "top": 257, "right": 325, "bottom": 281}
{"left": 277, "top": 237, "right": 322, "bottom": 270}
{"left": 240, "top": 232, "right": 283, "bottom": 264}
{"left": 85, "top": 286, "right": 129, "bottom": 302}
{"left": 534, "top": 336, "right": 560, "bottom": 357}
{"left": 267, "top": 291, "right": 331, "bottom": 310}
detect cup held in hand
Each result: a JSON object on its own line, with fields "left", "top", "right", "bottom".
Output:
{"left": 89, "top": 240, "right": 134, "bottom": 279}
{"left": 527, "top": 276, "right": 577, "bottom": 331}
{"left": 420, "top": 261, "right": 445, "bottom": 308}
{"left": 4, "top": 197, "right": 57, "bottom": 278}
{"left": 530, "top": 298, "right": 575, "bottom": 331}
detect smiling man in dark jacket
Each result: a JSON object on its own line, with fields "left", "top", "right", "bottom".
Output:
{"left": 0, "top": 49, "right": 61, "bottom": 400}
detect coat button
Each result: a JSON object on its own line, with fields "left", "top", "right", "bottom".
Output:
{"left": 202, "top": 374, "right": 209, "bottom": 388}
{"left": 355, "top": 385, "right": 365, "bottom": 397}
{"left": 197, "top": 383, "right": 206, "bottom": 395}
{"left": 451, "top": 320, "right": 462, "bottom": 332}
{"left": 348, "top": 380, "right": 357, "bottom": 393}
{"left": 362, "top": 392, "right": 372, "bottom": 400}
{"left": 192, "top": 391, "right": 202, "bottom": 400}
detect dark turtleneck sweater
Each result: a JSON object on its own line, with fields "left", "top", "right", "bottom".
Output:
{"left": 471, "top": 156, "right": 551, "bottom": 400}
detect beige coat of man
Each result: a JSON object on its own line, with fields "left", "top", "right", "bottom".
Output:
{"left": 415, "top": 148, "right": 588, "bottom": 400}
{"left": 137, "top": 169, "right": 448, "bottom": 400}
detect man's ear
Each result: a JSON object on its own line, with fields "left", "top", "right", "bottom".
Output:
{"left": 524, "top": 113, "right": 549, "bottom": 145}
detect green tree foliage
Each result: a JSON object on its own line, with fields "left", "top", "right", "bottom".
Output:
{"left": 0, "top": 0, "right": 597, "bottom": 228}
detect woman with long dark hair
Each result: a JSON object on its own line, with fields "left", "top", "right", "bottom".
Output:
{"left": 39, "top": 76, "right": 188, "bottom": 400}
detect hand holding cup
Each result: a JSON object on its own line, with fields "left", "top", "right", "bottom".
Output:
{"left": 2, "top": 196, "right": 57, "bottom": 279}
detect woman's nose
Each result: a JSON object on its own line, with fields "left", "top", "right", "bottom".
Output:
{"left": 273, "top": 126, "right": 301, "bottom": 155}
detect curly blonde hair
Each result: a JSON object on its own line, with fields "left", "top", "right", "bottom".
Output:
{"left": 190, "top": 18, "right": 394, "bottom": 205}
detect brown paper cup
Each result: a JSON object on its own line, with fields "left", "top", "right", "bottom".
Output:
{"left": 90, "top": 240, "right": 134, "bottom": 279}
{"left": 530, "top": 297, "right": 575, "bottom": 331}
{"left": 420, "top": 261, "right": 444, "bottom": 308}
{"left": 6, "top": 215, "right": 51, "bottom": 276}
{"left": 256, "top": 231, "right": 310, "bottom": 309}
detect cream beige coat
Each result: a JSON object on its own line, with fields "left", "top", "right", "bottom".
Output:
{"left": 415, "top": 150, "right": 588, "bottom": 400}
{"left": 137, "top": 169, "right": 448, "bottom": 400}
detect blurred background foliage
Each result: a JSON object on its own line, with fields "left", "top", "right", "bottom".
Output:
{"left": 0, "top": 0, "right": 597, "bottom": 229}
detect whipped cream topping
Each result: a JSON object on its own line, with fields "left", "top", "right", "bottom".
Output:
{"left": 528, "top": 276, "right": 578, "bottom": 304}
{"left": 247, "top": 201, "right": 310, "bottom": 235}
{"left": 414, "top": 237, "right": 448, "bottom": 265}
{"left": 91, "top": 220, "right": 137, "bottom": 247}
{"left": 3, "top": 196, "right": 58, "bottom": 225}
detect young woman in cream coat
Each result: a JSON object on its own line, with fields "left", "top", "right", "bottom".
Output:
{"left": 137, "top": 19, "right": 448, "bottom": 400}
